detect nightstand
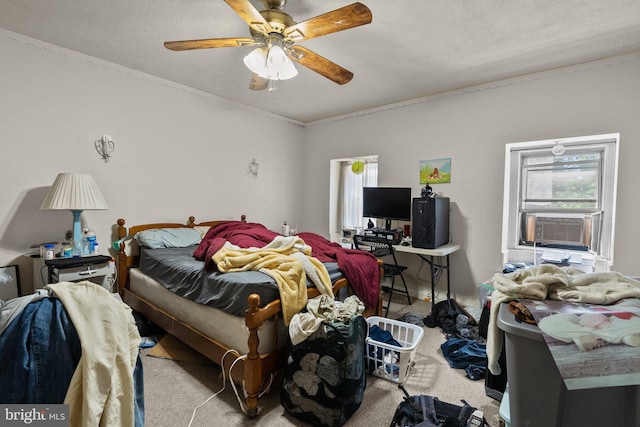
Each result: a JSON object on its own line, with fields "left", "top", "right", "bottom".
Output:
{"left": 33, "top": 255, "right": 114, "bottom": 290}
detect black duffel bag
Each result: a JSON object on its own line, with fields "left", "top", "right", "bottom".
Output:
{"left": 390, "top": 385, "right": 478, "bottom": 427}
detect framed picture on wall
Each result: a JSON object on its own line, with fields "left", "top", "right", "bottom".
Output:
{"left": 420, "top": 157, "right": 451, "bottom": 184}
{"left": 0, "top": 264, "right": 21, "bottom": 301}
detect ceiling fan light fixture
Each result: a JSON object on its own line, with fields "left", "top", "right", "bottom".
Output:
{"left": 243, "top": 47, "right": 268, "bottom": 75}
{"left": 266, "top": 45, "right": 297, "bottom": 80}
{"left": 266, "top": 44, "right": 286, "bottom": 66}
{"left": 244, "top": 44, "right": 297, "bottom": 81}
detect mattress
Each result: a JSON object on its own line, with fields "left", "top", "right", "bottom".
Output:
{"left": 138, "top": 246, "right": 343, "bottom": 316}
{"left": 129, "top": 268, "right": 286, "bottom": 355}
{"left": 131, "top": 245, "right": 345, "bottom": 355}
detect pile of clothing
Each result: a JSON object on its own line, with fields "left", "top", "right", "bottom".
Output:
{"left": 0, "top": 282, "right": 143, "bottom": 427}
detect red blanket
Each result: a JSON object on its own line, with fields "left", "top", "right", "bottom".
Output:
{"left": 194, "top": 221, "right": 380, "bottom": 307}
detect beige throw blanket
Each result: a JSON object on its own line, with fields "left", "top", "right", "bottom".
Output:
{"left": 488, "top": 264, "right": 640, "bottom": 375}
{"left": 213, "top": 235, "right": 333, "bottom": 325}
{"left": 46, "top": 282, "right": 141, "bottom": 427}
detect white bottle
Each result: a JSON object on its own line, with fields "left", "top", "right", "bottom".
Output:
{"left": 44, "top": 244, "right": 55, "bottom": 260}
{"left": 282, "top": 221, "right": 289, "bottom": 236}
{"left": 83, "top": 228, "right": 97, "bottom": 254}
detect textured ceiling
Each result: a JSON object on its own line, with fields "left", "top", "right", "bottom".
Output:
{"left": 2, "top": 0, "right": 640, "bottom": 123}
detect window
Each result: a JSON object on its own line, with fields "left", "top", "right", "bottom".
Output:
{"left": 329, "top": 156, "right": 378, "bottom": 241}
{"left": 521, "top": 152, "right": 600, "bottom": 212}
{"left": 502, "top": 134, "right": 619, "bottom": 269}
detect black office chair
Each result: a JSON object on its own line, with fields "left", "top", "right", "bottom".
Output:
{"left": 353, "top": 235, "right": 411, "bottom": 316}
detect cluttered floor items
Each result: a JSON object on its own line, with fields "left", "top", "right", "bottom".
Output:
{"left": 372, "top": 310, "right": 489, "bottom": 426}
{"left": 281, "top": 295, "right": 429, "bottom": 426}
{"left": 132, "top": 291, "right": 498, "bottom": 426}
{"left": 281, "top": 294, "right": 430, "bottom": 426}
{"left": 424, "top": 299, "right": 488, "bottom": 381}
{"left": 366, "top": 316, "right": 424, "bottom": 384}
{"left": 281, "top": 293, "right": 493, "bottom": 426}
{"left": 390, "top": 385, "right": 484, "bottom": 427}
{"left": 281, "top": 295, "right": 368, "bottom": 427}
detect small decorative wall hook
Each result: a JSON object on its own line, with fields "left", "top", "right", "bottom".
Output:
{"left": 95, "top": 135, "right": 115, "bottom": 163}
{"left": 248, "top": 158, "right": 259, "bottom": 178}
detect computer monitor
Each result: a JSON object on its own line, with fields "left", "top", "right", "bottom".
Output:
{"left": 362, "top": 187, "right": 412, "bottom": 230}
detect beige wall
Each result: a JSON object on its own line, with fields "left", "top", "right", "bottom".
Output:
{"left": 2, "top": 28, "right": 639, "bottom": 304}
{"left": 301, "top": 53, "right": 640, "bottom": 303}
{"left": 0, "top": 29, "right": 305, "bottom": 294}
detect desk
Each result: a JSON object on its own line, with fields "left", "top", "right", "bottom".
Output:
{"left": 392, "top": 243, "right": 460, "bottom": 311}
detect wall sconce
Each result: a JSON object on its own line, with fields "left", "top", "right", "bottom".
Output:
{"left": 95, "top": 135, "right": 115, "bottom": 163}
{"left": 248, "top": 158, "right": 259, "bottom": 178}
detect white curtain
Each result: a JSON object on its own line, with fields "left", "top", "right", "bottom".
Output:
{"left": 339, "top": 160, "right": 378, "bottom": 230}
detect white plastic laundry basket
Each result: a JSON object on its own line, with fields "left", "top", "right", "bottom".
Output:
{"left": 365, "top": 316, "right": 424, "bottom": 384}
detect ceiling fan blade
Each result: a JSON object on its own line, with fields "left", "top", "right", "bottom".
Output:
{"left": 249, "top": 74, "right": 269, "bottom": 90}
{"left": 288, "top": 45, "right": 353, "bottom": 85}
{"left": 224, "top": 0, "right": 273, "bottom": 36}
{"left": 284, "top": 2, "right": 372, "bottom": 42}
{"left": 164, "top": 37, "right": 257, "bottom": 51}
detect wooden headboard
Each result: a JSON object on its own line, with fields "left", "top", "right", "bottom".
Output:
{"left": 115, "top": 215, "right": 246, "bottom": 294}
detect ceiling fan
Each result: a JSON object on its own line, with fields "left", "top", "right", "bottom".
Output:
{"left": 164, "top": 0, "right": 372, "bottom": 91}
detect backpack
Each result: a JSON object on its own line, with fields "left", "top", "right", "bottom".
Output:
{"left": 281, "top": 315, "right": 367, "bottom": 427}
{"left": 389, "top": 385, "right": 477, "bottom": 427}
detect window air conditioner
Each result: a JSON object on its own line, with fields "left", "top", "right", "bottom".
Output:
{"left": 522, "top": 213, "right": 601, "bottom": 251}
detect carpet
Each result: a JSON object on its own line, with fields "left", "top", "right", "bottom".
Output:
{"left": 141, "top": 299, "right": 503, "bottom": 426}
{"left": 147, "top": 334, "right": 212, "bottom": 365}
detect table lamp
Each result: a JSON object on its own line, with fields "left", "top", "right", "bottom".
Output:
{"left": 40, "top": 173, "right": 109, "bottom": 254}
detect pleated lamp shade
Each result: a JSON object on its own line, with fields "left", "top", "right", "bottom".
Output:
{"left": 40, "top": 173, "right": 108, "bottom": 211}
{"left": 41, "top": 173, "right": 108, "bottom": 251}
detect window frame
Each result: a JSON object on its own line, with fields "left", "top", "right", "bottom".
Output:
{"left": 501, "top": 133, "right": 619, "bottom": 268}
{"left": 329, "top": 155, "right": 378, "bottom": 241}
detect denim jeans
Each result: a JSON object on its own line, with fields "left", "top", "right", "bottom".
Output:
{"left": 0, "top": 298, "right": 144, "bottom": 427}
{"left": 0, "top": 298, "right": 81, "bottom": 404}
{"left": 440, "top": 336, "right": 487, "bottom": 380}
{"left": 133, "top": 355, "right": 144, "bottom": 427}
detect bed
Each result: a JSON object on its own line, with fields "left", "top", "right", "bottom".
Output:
{"left": 115, "top": 215, "right": 382, "bottom": 417}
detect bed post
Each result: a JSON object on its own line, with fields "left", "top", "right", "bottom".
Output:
{"left": 244, "top": 294, "right": 263, "bottom": 417}
{"left": 116, "top": 218, "right": 128, "bottom": 296}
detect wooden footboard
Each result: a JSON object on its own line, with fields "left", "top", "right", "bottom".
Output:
{"left": 115, "top": 216, "right": 381, "bottom": 417}
{"left": 121, "top": 285, "right": 285, "bottom": 417}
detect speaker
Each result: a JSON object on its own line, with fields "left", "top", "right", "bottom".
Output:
{"left": 412, "top": 197, "right": 450, "bottom": 249}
